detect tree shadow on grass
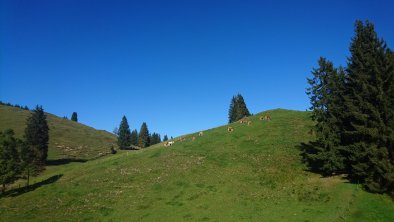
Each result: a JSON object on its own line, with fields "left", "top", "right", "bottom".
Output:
{"left": 296, "top": 142, "right": 332, "bottom": 176}
{"left": 1, "top": 174, "right": 63, "bottom": 198}
{"left": 46, "top": 158, "right": 87, "bottom": 166}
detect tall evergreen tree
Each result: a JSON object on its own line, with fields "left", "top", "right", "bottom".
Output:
{"left": 235, "top": 94, "right": 251, "bottom": 120}
{"left": 117, "top": 116, "right": 131, "bottom": 149}
{"left": 228, "top": 94, "right": 251, "bottom": 123}
{"left": 71, "top": 112, "right": 78, "bottom": 122}
{"left": 305, "top": 20, "right": 394, "bottom": 193}
{"left": 163, "top": 135, "right": 169, "bottom": 141}
{"left": 138, "top": 122, "right": 150, "bottom": 148}
{"left": 150, "top": 133, "right": 161, "bottom": 146}
{"left": 303, "top": 58, "right": 346, "bottom": 174}
{"left": 24, "top": 105, "right": 49, "bottom": 167}
{"left": 342, "top": 20, "right": 394, "bottom": 192}
{"left": 130, "top": 129, "right": 138, "bottom": 146}
{"left": 19, "top": 137, "right": 35, "bottom": 186}
{"left": 228, "top": 96, "right": 238, "bottom": 123}
{"left": 0, "top": 129, "right": 20, "bottom": 193}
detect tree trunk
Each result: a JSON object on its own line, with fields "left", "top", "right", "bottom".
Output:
{"left": 26, "top": 168, "right": 30, "bottom": 187}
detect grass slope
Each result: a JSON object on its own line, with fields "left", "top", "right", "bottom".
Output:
{"left": 0, "top": 109, "right": 393, "bottom": 221}
{"left": 0, "top": 105, "right": 117, "bottom": 160}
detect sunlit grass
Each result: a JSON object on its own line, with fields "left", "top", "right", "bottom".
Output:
{"left": 0, "top": 109, "right": 393, "bottom": 221}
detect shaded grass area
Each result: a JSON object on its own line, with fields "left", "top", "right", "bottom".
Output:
{"left": 1, "top": 174, "right": 63, "bottom": 198}
{"left": 0, "top": 109, "right": 393, "bottom": 221}
{"left": 0, "top": 105, "right": 117, "bottom": 160}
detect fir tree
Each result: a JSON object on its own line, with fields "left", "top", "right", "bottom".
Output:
{"left": 117, "top": 116, "right": 131, "bottom": 149}
{"left": 19, "top": 137, "right": 35, "bottom": 186}
{"left": 150, "top": 133, "right": 161, "bottom": 146}
{"left": 138, "top": 122, "right": 150, "bottom": 148}
{"left": 163, "top": 135, "right": 169, "bottom": 141}
{"left": 228, "top": 94, "right": 251, "bottom": 123}
{"left": 130, "top": 129, "right": 138, "bottom": 146}
{"left": 342, "top": 20, "right": 394, "bottom": 192}
{"left": 303, "top": 58, "right": 346, "bottom": 175}
{"left": 235, "top": 94, "right": 251, "bottom": 120}
{"left": 24, "top": 105, "right": 49, "bottom": 167}
{"left": 0, "top": 129, "right": 20, "bottom": 193}
{"left": 71, "top": 112, "right": 78, "bottom": 122}
{"left": 228, "top": 96, "right": 237, "bottom": 123}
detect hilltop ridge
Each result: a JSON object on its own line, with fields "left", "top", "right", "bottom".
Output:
{"left": 0, "top": 104, "right": 117, "bottom": 160}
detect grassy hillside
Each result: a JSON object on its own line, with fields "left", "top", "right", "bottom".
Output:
{"left": 0, "top": 109, "right": 393, "bottom": 221}
{"left": 0, "top": 105, "right": 117, "bottom": 160}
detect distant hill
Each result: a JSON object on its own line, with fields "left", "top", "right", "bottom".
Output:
{"left": 1, "top": 109, "right": 393, "bottom": 221}
{"left": 0, "top": 104, "right": 117, "bottom": 160}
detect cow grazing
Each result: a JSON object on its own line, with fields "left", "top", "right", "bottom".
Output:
{"left": 228, "top": 126, "right": 234, "bottom": 132}
{"left": 239, "top": 117, "right": 249, "bottom": 124}
{"left": 198, "top": 131, "right": 204, "bottom": 136}
{"left": 164, "top": 141, "right": 175, "bottom": 147}
{"left": 260, "top": 114, "right": 271, "bottom": 121}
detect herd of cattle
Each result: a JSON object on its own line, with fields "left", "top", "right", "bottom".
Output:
{"left": 163, "top": 114, "right": 271, "bottom": 147}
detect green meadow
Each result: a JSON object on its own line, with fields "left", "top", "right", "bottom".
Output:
{"left": 0, "top": 108, "right": 393, "bottom": 221}
{"left": 0, "top": 105, "right": 117, "bottom": 160}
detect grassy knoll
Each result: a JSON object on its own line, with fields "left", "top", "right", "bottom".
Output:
{"left": 0, "top": 105, "right": 117, "bottom": 160}
{"left": 0, "top": 109, "right": 393, "bottom": 221}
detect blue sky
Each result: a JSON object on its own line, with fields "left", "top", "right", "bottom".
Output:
{"left": 1, "top": 0, "right": 393, "bottom": 138}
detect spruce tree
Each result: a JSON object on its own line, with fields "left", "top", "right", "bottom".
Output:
{"left": 149, "top": 133, "right": 161, "bottom": 146}
{"left": 138, "top": 122, "right": 150, "bottom": 148}
{"left": 303, "top": 58, "right": 346, "bottom": 175}
{"left": 71, "top": 112, "right": 78, "bottom": 122}
{"left": 24, "top": 105, "right": 49, "bottom": 167}
{"left": 228, "top": 96, "right": 237, "bottom": 123}
{"left": 163, "top": 135, "right": 169, "bottom": 141}
{"left": 228, "top": 94, "right": 251, "bottom": 123}
{"left": 340, "top": 21, "right": 394, "bottom": 192}
{"left": 19, "top": 137, "right": 35, "bottom": 186}
{"left": 130, "top": 129, "right": 138, "bottom": 146}
{"left": 235, "top": 94, "right": 251, "bottom": 120}
{"left": 117, "top": 116, "right": 131, "bottom": 149}
{"left": 0, "top": 129, "right": 20, "bottom": 193}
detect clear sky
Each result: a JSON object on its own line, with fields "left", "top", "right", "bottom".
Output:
{"left": 1, "top": 0, "right": 393, "bottom": 138}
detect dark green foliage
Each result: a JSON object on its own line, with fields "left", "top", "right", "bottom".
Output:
{"left": 228, "top": 96, "right": 237, "bottom": 123}
{"left": 0, "top": 101, "right": 29, "bottom": 110}
{"left": 24, "top": 106, "right": 49, "bottom": 167}
{"left": 71, "top": 112, "right": 78, "bottom": 122}
{"left": 342, "top": 20, "right": 394, "bottom": 192}
{"left": 304, "top": 20, "right": 394, "bottom": 194}
{"left": 0, "top": 129, "right": 20, "bottom": 192}
{"left": 117, "top": 116, "right": 131, "bottom": 149}
{"left": 303, "top": 58, "right": 346, "bottom": 175}
{"left": 110, "top": 145, "right": 117, "bottom": 154}
{"left": 228, "top": 94, "right": 251, "bottom": 123}
{"left": 130, "top": 129, "right": 138, "bottom": 146}
{"left": 236, "top": 94, "right": 251, "bottom": 120}
{"left": 138, "top": 122, "right": 150, "bottom": 148}
{"left": 19, "top": 136, "right": 36, "bottom": 186}
{"left": 150, "top": 133, "right": 161, "bottom": 146}
{"left": 163, "top": 135, "right": 169, "bottom": 141}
